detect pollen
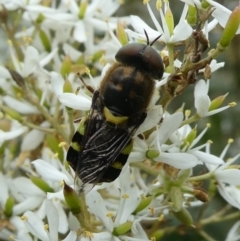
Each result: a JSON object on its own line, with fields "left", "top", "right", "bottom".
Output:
{"left": 53, "top": 153, "right": 59, "bottom": 159}
{"left": 122, "top": 193, "right": 129, "bottom": 199}
{"left": 106, "top": 212, "right": 114, "bottom": 218}
{"left": 206, "top": 123, "right": 211, "bottom": 128}
{"left": 168, "top": 202, "right": 173, "bottom": 207}
{"left": 23, "top": 36, "right": 33, "bottom": 44}
{"left": 143, "top": 0, "right": 150, "bottom": 5}
{"left": 20, "top": 215, "right": 28, "bottom": 221}
{"left": 44, "top": 224, "right": 49, "bottom": 231}
{"left": 7, "top": 40, "right": 13, "bottom": 46}
{"left": 156, "top": 0, "right": 162, "bottom": 10}
{"left": 85, "top": 67, "right": 90, "bottom": 75}
{"left": 100, "top": 55, "right": 107, "bottom": 65}
{"left": 60, "top": 180, "right": 64, "bottom": 187}
{"left": 229, "top": 102, "right": 237, "bottom": 107}
{"left": 185, "top": 141, "right": 190, "bottom": 147}
{"left": 158, "top": 214, "right": 164, "bottom": 221}
{"left": 185, "top": 110, "right": 191, "bottom": 118}
{"left": 84, "top": 231, "right": 94, "bottom": 238}
{"left": 207, "top": 140, "right": 213, "bottom": 144}
{"left": 61, "top": 124, "right": 67, "bottom": 129}
{"left": 59, "top": 142, "right": 66, "bottom": 147}
{"left": 228, "top": 138, "right": 234, "bottom": 144}
{"left": 9, "top": 235, "right": 14, "bottom": 241}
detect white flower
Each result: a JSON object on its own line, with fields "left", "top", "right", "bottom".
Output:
{"left": 194, "top": 79, "right": 211, "bottom": 117}
{"left": 205, "top": 141, "right": 240, "bottom": 209}
{"left": 32, "top": 159, "right": 73, "bottom": 186}
{"left": 172, "top": 123, "right": 224, "bottom": 166}
{"left": 194, "top": 79, "right": 230, "bottom": 117}
{"left": 8, "top": 44, "right": 56, "bottom": 79}
{"left": 130, "top": 112, "right": 201, "bottom": 169}
{"left": 21, "top": 121, "right": 50, "bottom": 151}
{"left": 127, "top": 2, "right": 192, "bottom": 44}
{"left": 22, "top": 199, "right": 69, "bottom": 240}
{"left": 85, "top": 166, "right": 147, "bottom": 240}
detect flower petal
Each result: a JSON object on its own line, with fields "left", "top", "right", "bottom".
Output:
{"left": 58, "top": 93, "right": 91, "bottom": 110}
{"left": 156, "top": 152, "right": 201, "bottom": 169}
{"left": 191, "top": 151, "right": 224, "bottom": 165}
{"left": 170, "top": 20, "right": 192, "bottom": 42}
{"left": 156, "top": 112, "right": 184, "bottom": 145}
{"left": 216, "top": 169, "right": 240, "bottom": 185}
{"left": 3, "top": 96, "right": 39, "bottom": 114}
{"left": 32, "top": 159, "right": 71, "bottom": 184}
{"left": 73, "top": 21, "right": 87, "bottom": 42}
{"left": 23, "top": 211, "right": 49, "bottom": 241}
{"left": 135, "top": 105, "right": 163, "bottom": 136}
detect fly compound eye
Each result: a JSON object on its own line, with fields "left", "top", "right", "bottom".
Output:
{"left": 115, "top": 42, "right": 164, "bottom": 80}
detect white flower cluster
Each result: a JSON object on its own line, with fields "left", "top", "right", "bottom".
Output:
{"left": 0, "top": 0, "right": 240, "bottom": 241}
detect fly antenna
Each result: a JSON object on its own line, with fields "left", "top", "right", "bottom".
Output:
{"left": 143, "top": 29, "right": 161, "bottom": 46}
{"left": 150, "top": 34, "right": 161, "bottom": 46}
{"left": 144, "top": 29, "right": 150, "bottom": 45}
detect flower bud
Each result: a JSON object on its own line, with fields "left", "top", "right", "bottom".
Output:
{"left": 173, "top": 207, "right": 193, "bottom": 226}
{"left": 112, "top": 221, "right": 133, "bottom": 236}
{"left": 60, "top": 56, "right": 72, "bottom": 78}
{"left": 5, "top": 196, "right": 15, "bottom": 217}
{"left": 78, "top": 0, "right": 88, "bottom": 19}
{"left": 146, "top": 150, "right": 159, "bottom": 159}
{"left": 4, "top": 107, "right": 22, "bottom": 121}
{"left": 187, "top": 5, "right": 197, "bottom": 25}
{"left": 117, "top": 21, "right": 128, "bottom": 46}
{"left": 201, "top": 0, "right": 210, "bottom": 9}
{"left": 208, "top": 94, "right": 228, "bottom": 111}
{"left": 92, "top": 50, "right": 105, "bottom": 63}
{"left": 165, "top": 6, "right": 174, "bottom": 35}
{"left": 185, "top": 128, "right": 197, "bottom": 147}
{"left": 63, "top": 80, "right": 73, "bottom": 93}
{"left": 170, "top": 186, "right": 183, "bottom": 212}
{"left": 46, "top": 134, "right": 64, "bottom": 162}
{"left": 152, "top": 230, "right": 165, "bottom": 240}
{"left": 218, "top": 4, "right": 240, "bottom": 49}
{"left": 30, "top": 176, "right": 54, "bottom": 193}
{"left": 133, "top": 196, "right": 153, "bottom": 214}
{"left": 36, "top": 13, "right": 45, "bottom": 24}
{"left": 63, "top": 182, "right": 81, "bottom": 214}
{"left": 39, "top": 29, "right": 51, "bottom": 52}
